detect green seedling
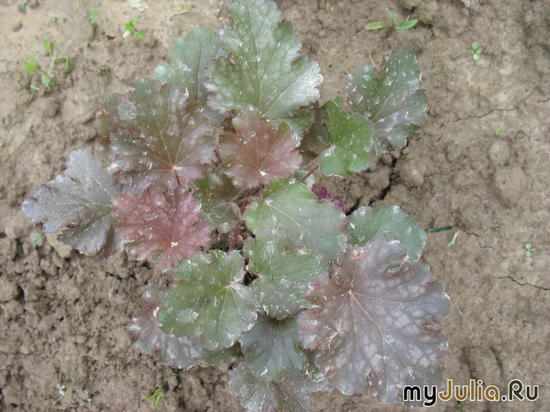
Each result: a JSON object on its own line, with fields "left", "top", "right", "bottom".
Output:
{"left": 89, "top": 8, "right": 99, "bottom": 25}
{"left": 141, "top": 386, "right": 164, "bottom": 407}
{"left": 23, "top": 36, "right": 71, "bottom": 91}
{"left": 447, "top": 231, "right": 459, "bottom": 247}
{"left": 524, "top": 243, "right": 535, "bottom": 258}
{"left": 123, "top": 17, "right": 144, "bottom": 39}
{"left": 366, "top": 12, "right": 418, "bottom": 31}
{"left": 18, "top": 1, "right": 30, "bottom": 11}
{"left": 471, "top": 42, "right": 483, "bottom": 61}
{"left": 44, "top": 36, "right": 54, "bottom": 55}
{"left": 24, "top": 57, "right": 38, "bottom": 73}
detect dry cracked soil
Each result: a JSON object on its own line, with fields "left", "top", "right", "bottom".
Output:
{"left": 0, "top": 0, "right": 549, "bottom": 411}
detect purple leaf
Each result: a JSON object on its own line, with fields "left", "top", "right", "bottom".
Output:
{"left": 112, "top": 188, "right": 211, "bottom": 271}
{"left": 97, "top": 78, "right": 215, "bottom": 191}
{"left": 128, "top": 283, "right": 203, "bottom": 369}
{"left": 219, "top": 106, "right": 302, "bottom": 188}
{"left": 229, "top": 366, "right": 326, "bottom": 412}
{"left": 299, "top": 236, "right": 450, "bottom": 403}
{"left": 21, "top": 147, "right": 123, "bottom": 258}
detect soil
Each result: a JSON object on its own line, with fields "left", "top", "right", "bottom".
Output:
{"left": 1, "top": 0, "right": 549, "bottom": 411}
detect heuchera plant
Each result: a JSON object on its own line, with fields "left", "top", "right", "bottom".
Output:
{"left": 22, "top": 0, "right": 450, "bottom": 410}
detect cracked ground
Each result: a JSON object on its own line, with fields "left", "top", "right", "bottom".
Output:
{"left": 1, "top": 0, "right": 549, "bottom": 411}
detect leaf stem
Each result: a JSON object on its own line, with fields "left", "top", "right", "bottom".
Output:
{"left": 299, "top": 166, "right": 318, "bottom": 183}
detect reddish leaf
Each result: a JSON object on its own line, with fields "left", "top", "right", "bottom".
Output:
{"left": 112, "top": 188, "right": 211, "bottom": 271}
{"left": 97, "top": 78, "right": 215, "bottom": 190}
{"left": 299, "top": 236, "right": 450, "bottom": 402}
{"left": 219, "top": 106, "right": 302, "bottom": 188}
{"left": 128, "top": 283, "right": 203, "bottom": 369}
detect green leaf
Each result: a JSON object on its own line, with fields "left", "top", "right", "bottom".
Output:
{"left": 348, "top": 204, "right": 426, "bottom": 262}
{"left": 229, "top": 366, "right": 322, "bottom": 412}
{"left": 240, "top": 313, "right": 307, "bottom": 381}
{"left": 388, "top": 12, "right": 399, "bottom": 27}
{"left": 21, "top": 148, "right": 123, "bottom": 258}
{"left": 319, "top": 98, "right": 373, "bottom": 176}
{"left": 205, "top": 0, "right": 322, "bottom": 132}
{"left": 244, "top": 178, "right": 347, "bottom": 261}
{"left": 154, "top": 28, "right": 225, "bottom": 104}
{"left": 193, "top": 173, "right": 241, "bottom": 234}
{"left": 394, "top": 19, "right": 418, "bottom": 30}
{"left": 44, "top": 36, "right": 53, "bottom": 55}
{"left": 245, "top": 231, "right": 328, "bottom": 319}
{"left": 158, "top": 251, "right": 258, "bottom": 350}
{"left": 365, "top": 22, "right": 387, "bottom": 31}
{"left": 347, "top": 48, "right": 427, "bottom": 155}
{"left": 24, "top": 57, "right": 37, "bottom": 73}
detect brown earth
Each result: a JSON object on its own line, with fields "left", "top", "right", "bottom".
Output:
{"left": 0, "top": 0, "right": 549, "bottom": 411}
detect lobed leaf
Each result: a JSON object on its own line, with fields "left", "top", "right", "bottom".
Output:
{"left": 244, "top": 178, "right": 347, "bottom": 261}
{"left": 128, "top": 283, "right": 203, "bottom": 369}
{"left": 112, "top": 188, "right": 211, "bottom": 271}
{"left": 320, "top": 98, "right": 373, "bottom": 176}
{"left": 220, "top": 106, "right": 302, "bottom": 188}
{"left": 349, "top": 204, "right": 426, "bottom": 262}
{"left": 229, "top": 366, "right": 323, "bottom": 412}
{"left": 158, "top": 251, "right": 258, "bottom": 350}
{"left": 21, "top": 148, "right": 123, "bottom": 258}
{"left": 347, "top": 48, "right": 427, "bottom": 155}
{"left": 299, "top": 236, "right": 450, "bottom": 402}
{"left": 205, "top": 0, "right": 322, "bottom": 132}
{"left": 98, "top": 78, "right": 215, "bottom": 191}
{"left": 244, "top": 231, "right": 328, "bottom": 319}
{"left": 240, "top": 313, "right": 307, "bottom": 381}
{"left": 154, "top": 27, "right": 225, "bottom": 104}
{"left": 193, "top": 172, "right": 241, "bottom": 234}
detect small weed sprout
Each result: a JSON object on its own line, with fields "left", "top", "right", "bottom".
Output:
{"left": 525, "top": 243, "right": 535, "bottom": 258}
{"left": 141, "top": 385, "right": 164, "bottom": 407}
{"left": 366, "top": 12, "right": 418, "bottom": 31}
{"left": 23, "top": 37, "right": 71, "bottom": 91}
{"left": 471, "top": 42, "right": 483, "bottom": 61}
{"left": 89, "top": 8, "right": 99, "bottom": 25}
{"left": 447, "top": 231, "right": 460, "bottom": 247}
{"left": 23, "top": 57, "right": 38, "bottom": 73}
{"left": 123, "top": 17, "right": 144, "bottom": 39}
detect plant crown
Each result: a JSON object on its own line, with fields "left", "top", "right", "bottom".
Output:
{"left": 22, "top": 0, "right": 450, "bottom": 410}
